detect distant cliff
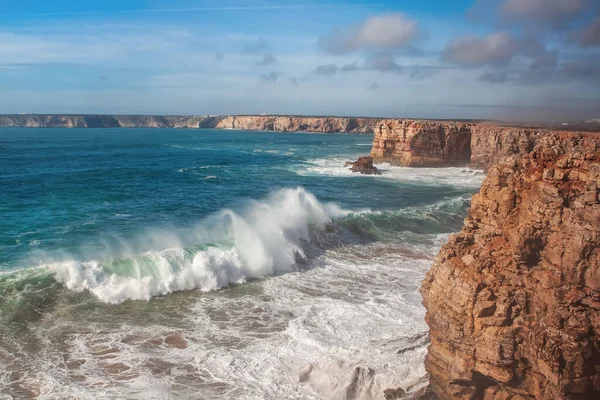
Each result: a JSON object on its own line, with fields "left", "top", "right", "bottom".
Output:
{"left": 421, "top": 132, "right": 600, "bottom": 399}
{"left": 0, "top": 115, "right": 220, "bottom": 129}
{"left": 214, "top": 115, "right": 378, "bottom": 133}
{"left": 0, "top": 114, "right": 378, "bottom": 132}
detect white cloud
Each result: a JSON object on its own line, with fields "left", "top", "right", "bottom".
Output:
{"left": 442, "top": 31, "right": 549, "bottom": 68}
{"left": 318, "top": 13, "right": 422, "bottom": 55}
{"left": 442, "top": 32, "right": 519, "bottom": 66}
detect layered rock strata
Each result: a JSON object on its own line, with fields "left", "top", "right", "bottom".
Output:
{"left": 215, "top": 115, "right": 378, "bottom": 133}
{"left": 0, "top": 115, "right": 220, "bottom": 129}
{"left": 469, "top": 125, "right": 546, "bottom": 168}
{"left": 421, "top": 132, "right": 600, "bottom": 399}
{"left": 370, "top": 120, "right": 473, "bottom": 167}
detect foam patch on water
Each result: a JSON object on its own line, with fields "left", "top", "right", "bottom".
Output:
{"left": 297, "top": 157, "right": 485, "bottom": 189}
{"left": 6, "top": 239, "right": 440, "bottom": 399}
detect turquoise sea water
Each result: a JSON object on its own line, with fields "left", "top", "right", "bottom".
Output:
{"left": 0, "top": 128, "right": 484, "bottom": 399}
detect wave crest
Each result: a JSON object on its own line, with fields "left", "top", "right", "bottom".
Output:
{"left": 48, "top": 187, "right": 347, "bottom": 304}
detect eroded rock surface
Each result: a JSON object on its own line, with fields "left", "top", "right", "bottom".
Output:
{"left": 421, "top": 132, "right": 600, "bottom": 399}
{"left": 470, "top": 124, "right": 546, "bottom": 169}
{"left": 215, "top": 115, "right": 378, "bottom": 133}
{"left": 370, "top": 120, "right": 472, "bottom": 167}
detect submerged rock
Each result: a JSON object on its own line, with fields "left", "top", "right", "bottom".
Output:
{"left": 346, "top": 156, "right": 382, "bottom": 175}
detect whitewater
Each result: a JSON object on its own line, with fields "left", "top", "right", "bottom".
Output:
{"left": 0, "top": 128, "right": 484, "bottom": 399}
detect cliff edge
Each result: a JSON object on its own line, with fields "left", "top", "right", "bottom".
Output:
{"left": 421, "top": 132, "right": 600, "bottom": 399}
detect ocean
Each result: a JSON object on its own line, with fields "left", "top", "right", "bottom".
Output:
{"left": 0, "top": 128, "right": 484, "bottom": 399}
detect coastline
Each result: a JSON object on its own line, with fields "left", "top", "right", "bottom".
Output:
{"left": 1, "top": 114, "right": 599, "bottom": 133}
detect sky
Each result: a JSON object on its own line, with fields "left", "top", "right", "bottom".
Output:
{"left": 0, "top": 0, "right": 599, "bottom": 120}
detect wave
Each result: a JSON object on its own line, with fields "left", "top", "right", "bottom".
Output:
{"left": 2, "top": 188, "right": 347, "bottom": 305}
{"left": 0, "top": 189, "right": 471, "bottom": 307}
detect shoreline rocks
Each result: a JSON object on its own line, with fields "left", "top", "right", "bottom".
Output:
{"left": 345, "top": 156, "right": 381, "bottom": 175}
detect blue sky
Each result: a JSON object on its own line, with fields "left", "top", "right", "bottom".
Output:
{"left": 0, "top": 0, "right": 599, "bottom": 119}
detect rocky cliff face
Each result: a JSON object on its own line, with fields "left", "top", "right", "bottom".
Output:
{"left": 470, "top": 125, "right": 548, "bottom": 169}
{"left": 421, "top": 132, "right": 600, "bottom": 399}
{"left": 215, "top": 116, "right": 378, "bottom": 133}
{"left": 370, "top": 120, "right": 473, "bottom": 167}
{"left": 0, "top": 115, "right": 219, "bottom": 129}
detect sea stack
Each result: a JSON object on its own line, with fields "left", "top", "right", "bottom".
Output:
{"left": 345, "top": 156, "right": 382, "bottom": 175}
{"left": 421, "top": 132, "right": 600, "bottom": 399}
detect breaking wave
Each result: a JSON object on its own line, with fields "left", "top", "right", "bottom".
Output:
{"left": 1, "top": 188, "right": 346, "bottom": 304}
{"left": 0, "top": 188, "right": 471, "bottom": 306}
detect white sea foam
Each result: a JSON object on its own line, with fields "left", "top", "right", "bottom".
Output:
{"left": 48, "top": 188, "right": 349, "bottom": 304}
{"left": 14, "top": 239, "right": 439, "bottom": 400}
{"left": 298, "top": 157, "right": 485, "bottom": 188}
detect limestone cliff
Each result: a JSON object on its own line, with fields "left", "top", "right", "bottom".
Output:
{"left": 0, "top": 115, "right": 219, "bottom": 129}
{"left": 470, "top": 124, "right": 547, "bottom": 168}
{"left": 370, "top": 120, "right": 472, "bottom": 167}
{"left": 421, "top": 132, "right": 600, "bottom": 399}
{"left": 215, "top": 115, "right": 378, "bottom": 133}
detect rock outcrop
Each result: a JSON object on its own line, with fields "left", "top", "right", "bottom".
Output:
{"left": 215, "top": 115, "right": 378, "bottom": 133}
{"left": 421, "top": 132, "right": 600, "bottom": 399}
{"left": 370, "top": 120, "right": 472, "bottom": 167}
{"left": 345, "top": 156, "right": 382, "bottom": 175}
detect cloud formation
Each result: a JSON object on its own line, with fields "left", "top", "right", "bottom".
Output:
{"left": 408, "top": 67, "right": 438, "bottom": 81}
{"left": 318, "top": 13, "right": 422, "bottom": 55}
{"left": 561, "top": 59, "right": 599, "bottom": 79}
{"left": 499, "top": 0, "right": 590, "bottom": 26}
{"left": 365, "top": 53, "right": 403, "bottom": 72}
{"left": 256, "top": 54, "right": 277, "bottom": 66}
{"left": 244, "top": 38, "right": 271, "bottom": 54}
{"left": 479, "top": 70, "right": 509, "bottom": 83}
{"left": 340, "top": 62, "right": 360, "bottom": 72}
{"left": 260, "top": 72, "right": 281, "bottom": 83}
{"left": 571, "top": 18, "right": 600, "bottom": 47}
{"left": 313, "top": 64, "right": 338, "bottom": 76}
{"left": 442, "top": 31, "right": 547, "bottom": 67}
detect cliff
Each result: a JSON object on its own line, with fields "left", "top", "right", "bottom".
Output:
{"left": 469, "top": 125, "right": 547, "bottom": 168}
{"left": 215, "top": 115, "right": 378, "bottom": 133}
{"left": 0, "top": 114, "right": 379, "bottom": 132}
{"left": 370, "top": 120, "right": 472, "bottom": 167}
{"left": 421, "top": 132, "right": 600, "bottom": 399}
{"left": 0, "top": 115, "right": 220, "bottom": 129}
{"left": 369, "top": 121, "right": 595, "bottom": 169}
